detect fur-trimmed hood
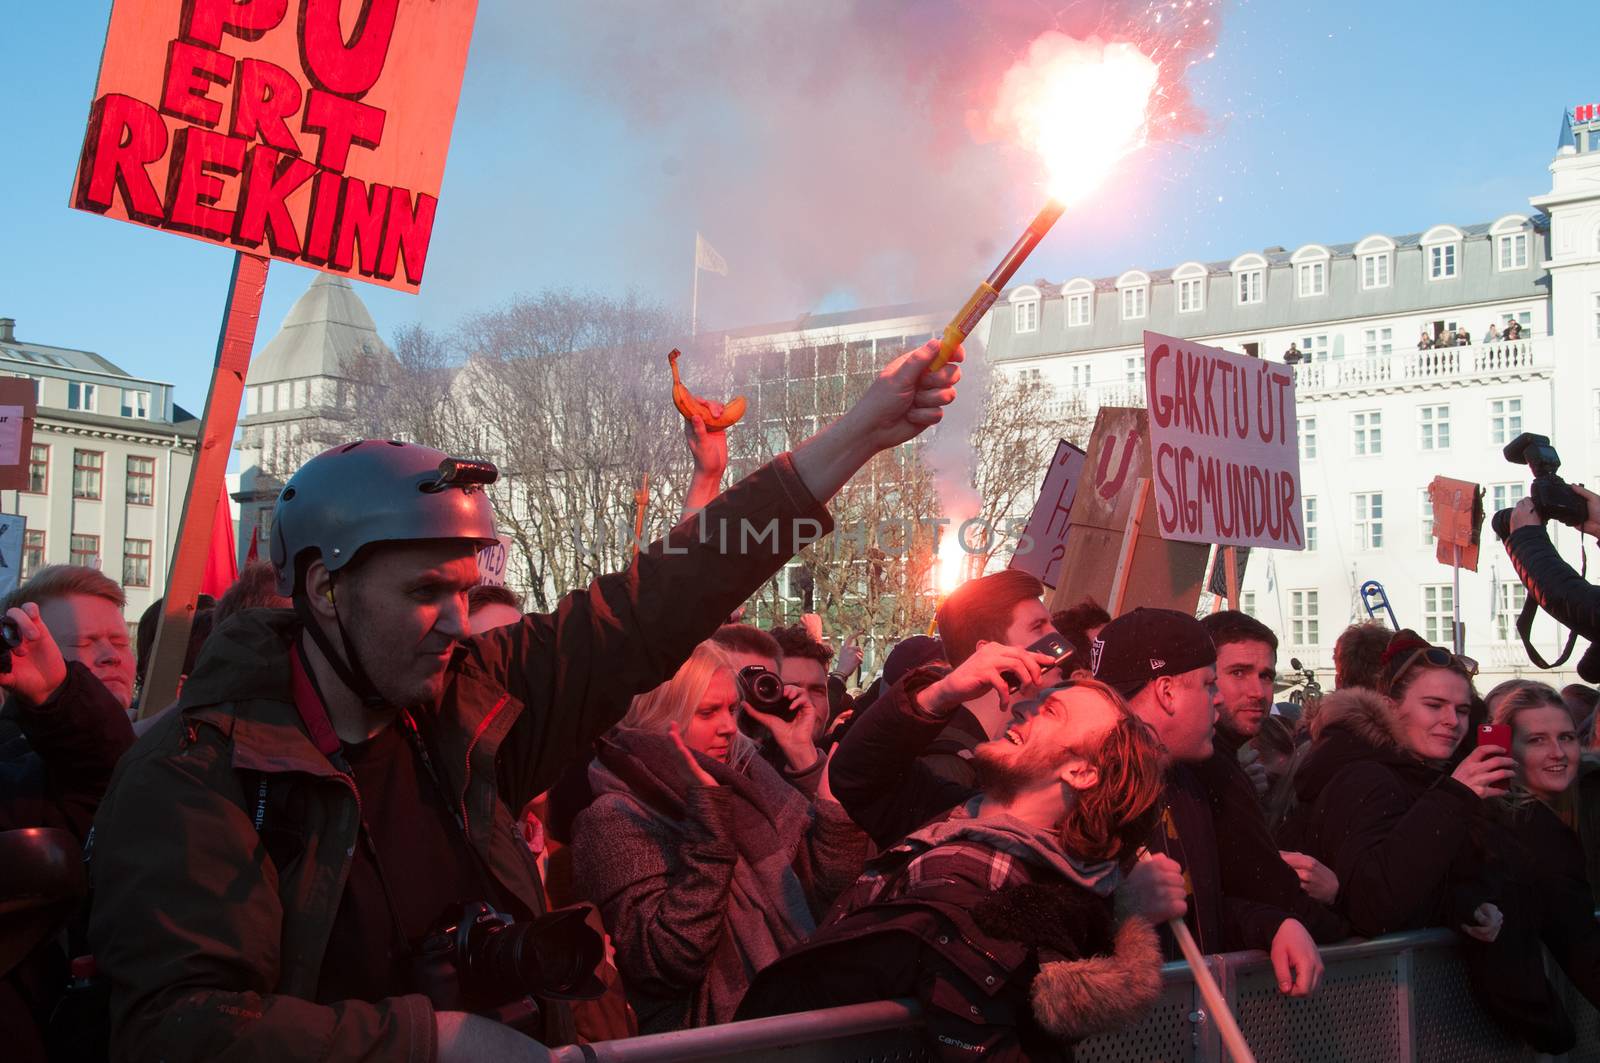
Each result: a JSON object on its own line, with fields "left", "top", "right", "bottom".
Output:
{"left": 1295, "top": 686, "right": 1436, "bottom": 808}
{"left": 1308, "top": 686, "right": 1406, "bottom": 751}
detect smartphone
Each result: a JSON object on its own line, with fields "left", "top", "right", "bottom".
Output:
{"left": 1001, "top": 632, "right": 1073, "bottom": 692}
{"left": 1477, "top": 723, "right": 1512, "bottom": 752}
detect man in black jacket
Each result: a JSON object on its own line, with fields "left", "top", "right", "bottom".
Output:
{"left": 1196, "top": 611, "right": 1348, "bottom": 943}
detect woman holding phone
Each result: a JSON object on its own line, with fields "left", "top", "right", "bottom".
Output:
{"left": 1485, "top": 684, "right": 1600, "bottom": 1001}
{"left": 1278, "top": 631, "right": 1511, "bottom": 938}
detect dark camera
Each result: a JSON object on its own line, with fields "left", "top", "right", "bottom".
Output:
{"left": 411, "top": 902, "right": 604, "bottom": 1031}
{"left": 737, "top": 664, "right": 799, "bottom": 720}
{"left": 1490, "top": 433, "right": 1589, "bottom": 540}
{"left": 0, "top": 616, "right": 21, "bottom": 675}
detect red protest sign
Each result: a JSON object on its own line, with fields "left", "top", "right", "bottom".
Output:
{"left": 1429, "top": 475, "right": 1484, "bottom": 572}
{"left": 70, "top": 0, "right": 478, "bottom": 293}
{"left": 1143, "top": 332, "right": 1304, "bottom": 551}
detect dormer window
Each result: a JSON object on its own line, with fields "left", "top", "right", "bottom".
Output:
{"left": 1231, "top": 253, "right": 1266, "bottom": 305}
{"left": 1355, "top": 235, "right": 1393, "bottom": 290}
{"left": 1492, "top": 215, "right": 1530, "bottom": 271}
{"left": 1292, "top": 246, "right": 1329, "bottom": 298}
{"left": 1422, "top": 225, "right": 1462, "bottom": 281}
{"left": 1063, "top": 279, "right": 1093, "bottom": 327}
{"left": 1011, "top": 286, "right": 1040, "bottom": 333}
{"left": 1173, "top": 263, "right": 1207, "bottom": 314}
{"left": 1117, "top": 271, "right": 1149, "bottom": 320}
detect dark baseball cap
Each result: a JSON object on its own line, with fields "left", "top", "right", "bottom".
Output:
{"left": 1090, "top": 607, "right": 1217, "bottom": 697}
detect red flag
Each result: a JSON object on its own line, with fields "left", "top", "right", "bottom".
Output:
{"left": 202, "top": 492, "right": 239, "bottom": 598}
{"left": 246, "top": 525, "right": 260, "bottom": 564}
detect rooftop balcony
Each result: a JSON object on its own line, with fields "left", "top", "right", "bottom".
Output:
{"left": 1291, "top": 336, "right": 1551, "bottom": 398}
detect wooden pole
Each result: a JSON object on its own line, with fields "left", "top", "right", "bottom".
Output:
{"left": 1224, "top": 546, "right": 1240, "bottom": 612}
{"left": 1106, "top": 478, "right": 1151, "bottom": 616}
{"left": 1452, "top": 544, "right": 1464, "bottom": 654}
{"left": 137, "top": 252, "right": 269, "bottom": 718}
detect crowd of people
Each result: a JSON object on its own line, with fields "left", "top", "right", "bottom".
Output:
{"left": 3, "top": 336, "right": 1599, "bottom": 1062}
{"left": 1417, "top": 318, "right": 1525, "bottom": 349}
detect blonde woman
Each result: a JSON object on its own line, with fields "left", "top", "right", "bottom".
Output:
{"left": 1489, "top": 682, "right": 1600, "bottom": 965}
{"left": 571, "top": 641, "right": 868, "bottom": 1032}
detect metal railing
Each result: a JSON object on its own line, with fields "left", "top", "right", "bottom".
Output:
{"left": 549, "top": 926, "right": 1599, "bottom": 1062}
{"left": 1292, "top": 337, "right": 1550, "bottom": 397}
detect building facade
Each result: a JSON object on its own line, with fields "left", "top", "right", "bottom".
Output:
{"left": 974, "top": 109, "right": 1600, "bottom": 685}
{"left": 0, "top": 317, "right": 197, "bottom": 622}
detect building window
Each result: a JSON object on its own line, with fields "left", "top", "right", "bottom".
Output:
{"left": 1418, "top": 405, "right": 1450, "bottom": 450}
{"left": 72, "top": 449, "right": 103, "bottom": 500}
{"left": 293, "top": 379, "right": 311, "bottom": 407}
{"left": 67, "top": 381, "right": 97, "bottom": 412}
{"left": 1177, "top": 277, "right": 1204, "bottom": 313}
{"left": 1421, "top": 585, "right": 1454, "bottom": 645}
{"left": 1489, "top": 398, "right": 1522, "bottom": 446}
{"left": 1355, "top": 492, "right": 1384, "bottom": 549}
{"left": 1241, "top": 591, "right": 1258, "bottom": 617}
{"left": 1069, "top": 363, "right": 1092, "bottom": 389}
{"left": 126, "top": 455, "right": 155, "bottom": 506}
{"left": 1361, "top": 253, "right": 1391, "bottom": 289}
{"left": 1497, "top": 232, "right": 1528, "bottom": 271}
{"left": 121, "top": 389, "right": 150, "bottom": 419}
{"left": 1489, "top": 482, "right": 1528, "bottom": 513}
{"left": 1298, "top": 416, "right": 1317, "bottom": 460}
{"left": 1429, "top": 243, "right": 1457, "bottom": 279}
{"left": 1297, "top": 261, "right": 1326, "bottom": 297}
{"left": 1014, "top": 298, "right": 1039, "bottom": 333}
{"left": 22, "top": 530, "right": 45, "bottom": 579}
{"left": 25, "top": 444, "right": 47, "bottom": 494}
{"left": 275, "top": 382, "right": 291, "bottom": 409}
{"left": 246, "top": 386, "right": 260, "bottom": 416}
{"left": 1300, "top": 334, "right": 1331, "bottom": 361}
{"left": 1121, "top": 286, "right": 1147, "bottom": 320}
{"left": 1125, "top": 356, "right": 1145, "bottom": 387}
{"left": 1290, "top": 590, "right": 1319, "bottom": 646}
{"left": 1363, "top": 327, "right": 1393, "bottom": 357}
{"left": 123, "top": 538, "right": 153, "bottom": 588}
{"left": 1593, "top": 294, "right": 1600, "bottom": 339}
{"left": 69, "top": 533, "right": 100, "bottom": 570}
{"left": 1066, "top": 293, "right": 1091, "bottom": 327}
{"left": 1237, "top": 270, "right": 1263, "bottom": 305}
{"left": 1352, "top": 411, "right": 1382, "bottom": 456}
{"left": 1496, "top": 583, "right": 1528, "bottom": 641}
{"left": 1304, "top": 496, "right": 1318, "bottom": 550}
{"left": 1420, "top": 490, "right": 1435, "bottom": 545}
{"left": 260, "top": 385, "right": 276, "bottom": 414}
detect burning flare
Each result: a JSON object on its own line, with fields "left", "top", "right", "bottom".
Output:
{"left": 991, "top": 34, "right": 1161, "bottom": 204}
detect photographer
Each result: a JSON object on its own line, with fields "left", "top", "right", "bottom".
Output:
{"left": 1, "top": 599, "right": 135, "bottom": 1063}
{"left": 1503, "top": 483, "right": 1600, "bottom": 652}
{"left": 571, "top": 642, "right": 867, "bottom": 1031}
{"left": 88, "top": 343, "right": 962, "bottom": 1063}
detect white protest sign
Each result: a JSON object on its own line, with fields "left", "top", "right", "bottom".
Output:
{"left": 1009, "top": 440, "right": 1087, "bottom": 588}
{"left": 0, "top": 514, "right": 26, "bottom": 598}
{"left": 476, "top": 535, "right": 512, "bottom": 587}
{"left": 1143, "top": 332, "right": 1304, "bottom": 550}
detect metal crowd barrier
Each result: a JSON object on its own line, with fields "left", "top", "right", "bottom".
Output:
{"left": 547, "top": 928, "right": 1600, "bottom": 1062}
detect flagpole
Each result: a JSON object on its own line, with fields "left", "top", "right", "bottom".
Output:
{"left": 691, "top": 235, "right": 700, "bottom": 338}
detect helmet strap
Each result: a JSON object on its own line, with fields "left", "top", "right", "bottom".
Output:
{"left": 293, "top": 582, "right": 388, "bottom": 712}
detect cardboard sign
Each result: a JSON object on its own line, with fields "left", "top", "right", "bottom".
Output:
{"left": 476, "top": 534, "right": 512, "bottom": 587}
{"left": 0, "top": 379, "right": 40, "bottom": 492}
{"left": 1143, "top": 332, "right": 1304, "bottom": 550}
{"left": 1048, "top": 407, "right": 1210, "bottom": 618}
{"left": 1429, "top": 476, "right": 1484, "bottom": 572}
{"left": 70, "top": 0, "right": 479, "bottom": 293}
{"left": 1009, "top": 439, "right": 1087, "bottom": 588}
{"left": 0, "top": 515, "right": 25, "bottom": 598}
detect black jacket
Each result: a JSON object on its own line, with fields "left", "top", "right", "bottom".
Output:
{"left": 1492, "top": 800, "right": 1600, "bottom": 1011}
{"left": 1277, "top": 688, "right": 1484, "bottom": 937}
{"left": 1504, "top": 524, "right": 1600, "bottom": 662}
{"left": 1197, "top": 730, "right": 1349, "bottom": 944}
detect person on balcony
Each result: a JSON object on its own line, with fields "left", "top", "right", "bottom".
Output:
{"left": 1416, "top": 329, "right": 1434, "bottom": 350}
{"left": 1282, "top": 342, "right": 1303, "bottom": 364}
{"left": 1504, "top": 319, "right": 1524, "bottom": 340}
{"left": 1483, "top": 323, "right": 1502, "bottom": 345}
{"left": 1455, "top": 327, "right": 1472, "bottom": 347}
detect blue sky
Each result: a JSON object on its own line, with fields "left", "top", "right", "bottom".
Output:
{"left": 1, "top": 1, "right": 1592, "bottom": 413}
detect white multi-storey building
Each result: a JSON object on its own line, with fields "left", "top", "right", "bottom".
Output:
{"left": 979, "top": 108, "right": 1600, "bottom": 684}
{"left": 0, "top": 317, "right": 197, "bottom": 623}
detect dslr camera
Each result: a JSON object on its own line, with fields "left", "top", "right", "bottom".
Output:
{"left": 736, "top": 664, "right": 801, "bottom": 721}
{"left": 1490, "top": 433, "right": 1588, "bottom": 540}
{"left": 410, "top": 902, "right": 605, "bottom": 1032}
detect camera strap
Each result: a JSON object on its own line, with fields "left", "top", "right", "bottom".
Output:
{"left": 1517, "top": 543, "right": 1586, "bottom": 669}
